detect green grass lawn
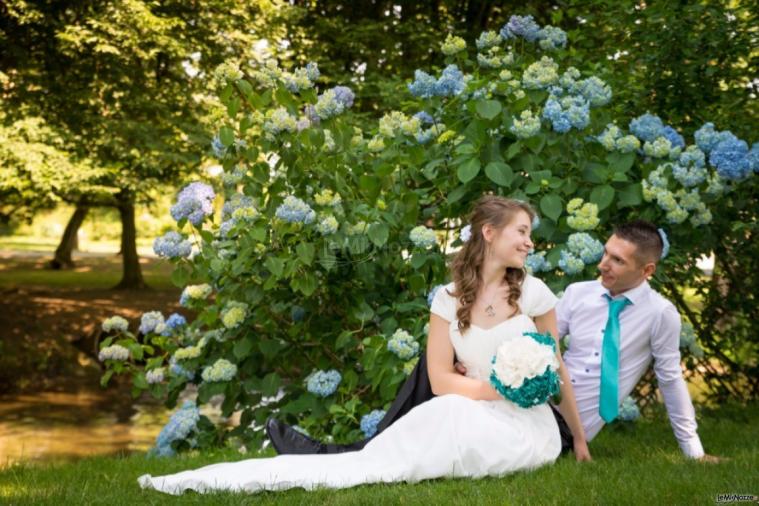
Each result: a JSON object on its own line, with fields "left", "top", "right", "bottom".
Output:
{"left": 0, "top": 237, "right": 174, "bottom": 290}
{"left": 2, "top": 402, "right": 756, "bottom": 505}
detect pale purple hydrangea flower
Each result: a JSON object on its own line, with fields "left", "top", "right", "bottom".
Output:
{"left": 170, "top": 182, "right": 216, "bottom": 226}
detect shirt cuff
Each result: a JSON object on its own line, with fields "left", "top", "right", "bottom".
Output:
{"left": 679, "top": 436, "right": 705, "bottom": 459}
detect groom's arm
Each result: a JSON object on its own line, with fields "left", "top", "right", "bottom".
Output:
{"left": 650, "top": 303, "right": 705, "bottom": 459}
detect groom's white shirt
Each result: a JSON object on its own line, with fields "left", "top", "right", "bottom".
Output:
{"left": 556, "top": 279, "right": 705, "bottom": 459}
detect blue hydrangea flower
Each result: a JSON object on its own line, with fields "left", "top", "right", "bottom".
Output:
{"left": 672, "top": 163, "right": 707, "bottom": 188}
{"left": 709, "top": 134, "right": 752, "bottom": 180}
{"left": 572, "top": 77, "right": 611, "bottom": 107}
{"left": 542, "top": 96, "right": 590, "bottom": 133}
{"left": 558, "top": 250, "right": 584, "bottom": 275}
{"left": 314, "top": 89, "right": 345, "bottom": 120}
{"left": 413, "top": 111, "right": 434, "bottom": 125}
{"left": 275, "top": 196, "right": 316, "bottom": 224}
{"left": 151, "top": 401, "right": 200, "bottom": 457}
{"left": 525, "top": 251, "right": 552, "bottom": 274}
{"left": 139, "top": 311, "right": 165, "bottom": 335}
{"left": 747, "top": 142, "right": 759, "bottom": 173}
{"left": 160, "top": 313, "right": 187, "bottom": 336}
{"left": 153, "top": 231, "right": 192, "bottom": 259}
{"left": 169, "top": 356, "right": 194, "bottom": 380}
{"left": 305, "top": 62, "right": 320, "bottom": 81}
{"left": 291, "top": 305, "right": 306, "bottom": 322}
{"left": 332, "top": 86, "right": 355, "bottom": 108}
{"left": 566, "top": 233, "right": 604, "bottom": 264}
{"left": 537, "top": 26, "right": 567, "bottom": 51}
{"left": 388, "top": 329, "right": 419, "bottom": 360}
{"left": 629, "top": 113, "right": 664, "bottom": 142}
{"left": 435, "top": 65, "right": 466, "bottom": 96}
{"left": 408, "top": 70, "right": 438, "bottom": 98}
{"left": 408, "top": 65, "right": 465, "bottom": 98}
{"left": 427, "top": 284, "right": 445, "bottom": 307}
{"left": 502, "top": 15, "right": 541, "bottom": 42}
{"left": 660, "top": 126, "right": 685, "bottom": 149}
{"left": 679, "top": 146, "right": 706, "bottom": 168}
{"left": 211, "top": 136, "right": 227, "bottom": 159}
{"left": 476, "top": 30, "right": 502, "bottom": 50}
{"left": 170, "top": 182, "right": 216, "bottom": 226}
{"left": 360, "top": 409, "right": 386, "bottom": 438}
{"left": 222, "top": 194, "right": 255, "bottom": 219}
{"left": 694, "top": 122, "right": 721, "bottom": 153}
{"left": 306, "top": 369, "right": 341, "bottom": 397}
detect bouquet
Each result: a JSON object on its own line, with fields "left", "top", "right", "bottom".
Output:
{"left": 490, "top": 332, "right": 561, "bottom": 408}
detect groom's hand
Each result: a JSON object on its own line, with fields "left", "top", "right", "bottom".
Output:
{"left": 454, "top": 362, "right": 467, "bottom": 375}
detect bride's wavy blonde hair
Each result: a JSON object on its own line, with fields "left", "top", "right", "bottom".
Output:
{"left": 449, "top": 195, "right": 535, "bottom": 334}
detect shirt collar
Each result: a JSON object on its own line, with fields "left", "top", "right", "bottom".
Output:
{"left": 599, "top": 279, "right": 650, "bottom": 305}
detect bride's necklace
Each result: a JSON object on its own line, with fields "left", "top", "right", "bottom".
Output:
{"left": 483, "top": 285, "right": 502, "bottom": 317}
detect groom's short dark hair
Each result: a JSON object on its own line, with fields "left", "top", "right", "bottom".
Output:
{"left": 613, "top": 220, "right": 663, "bottom": 264}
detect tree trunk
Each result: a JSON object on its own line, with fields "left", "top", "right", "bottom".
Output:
{"left": 48, "top": 205, "right": 88, "bottom": 270}
{"left": 113, "top": 192, "right": 147, "bottom": 290}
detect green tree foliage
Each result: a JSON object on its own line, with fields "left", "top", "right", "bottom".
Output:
{"left": 0, "top": 0, "right": 296, "bottom": 285}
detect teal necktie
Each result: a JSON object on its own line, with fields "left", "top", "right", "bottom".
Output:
{"left": 599, "top": 294, "right": 632, "bottom": 423}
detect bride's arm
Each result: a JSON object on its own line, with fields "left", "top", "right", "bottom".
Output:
{"left": 427, "top": 313, "right": 501, "bottom": 400}
{"left": 534, "top": 308, "right": 592, "bottom": 461}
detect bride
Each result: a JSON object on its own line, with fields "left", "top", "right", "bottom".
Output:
{"left": 139, "top": 195, "right": 591, "bottom": 495}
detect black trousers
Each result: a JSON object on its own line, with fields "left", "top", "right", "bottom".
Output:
{"left": 321, "top": 353, "right": 574, "bottom": 454}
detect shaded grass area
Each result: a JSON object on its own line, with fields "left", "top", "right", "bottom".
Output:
{"left": 0, "top": 247, "right": 180, "bottom": 393}
{"left": 2, "top": 402, "right": 756, "bottom": 505}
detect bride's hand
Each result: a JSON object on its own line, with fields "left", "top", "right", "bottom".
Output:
{"left": 573, "top": 439, "right": 592, "bottom": 462}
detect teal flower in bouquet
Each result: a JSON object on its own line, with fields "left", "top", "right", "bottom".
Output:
{"left": 618, "top": 396, "right": 640, "bottom": 422}
{"left": 490, "top": 332, "right": 560, "bottom": 408}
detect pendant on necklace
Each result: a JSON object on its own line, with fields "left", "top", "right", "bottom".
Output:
{"left": 485, "top": 305, "right": 496, "bottom": 317}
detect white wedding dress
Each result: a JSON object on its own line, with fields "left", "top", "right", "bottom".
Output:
{"left": 138, "top": 275, "right": 562, "bottom": 495}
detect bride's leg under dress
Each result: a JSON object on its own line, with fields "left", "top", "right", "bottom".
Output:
{"left": 138, "top": 394, "right": 560, "bottom": 495}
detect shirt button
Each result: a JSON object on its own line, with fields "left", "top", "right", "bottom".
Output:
{"left": 571, "top": 379, "right": 576, "bottom": 384}
{"left": 594, "top": 352, "right": 599, "bottom": 356}
{"left": 585, "top": 368, "right": 590, "bottom": 373}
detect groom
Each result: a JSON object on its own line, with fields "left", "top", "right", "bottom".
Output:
{"left": 267, "top": 220, "right": 716, "bottom": 461}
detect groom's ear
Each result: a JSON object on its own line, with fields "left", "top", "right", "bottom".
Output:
{"left": 642, "top": 261, "right": 657, "bottom": 278}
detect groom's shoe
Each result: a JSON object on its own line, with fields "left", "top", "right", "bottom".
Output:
{"left": 266, "top": 418, "right": 325, "bottom": 455}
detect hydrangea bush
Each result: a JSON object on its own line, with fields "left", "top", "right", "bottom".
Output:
{"left": 99, "top": 14, "right": 756, "bottom": 454}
